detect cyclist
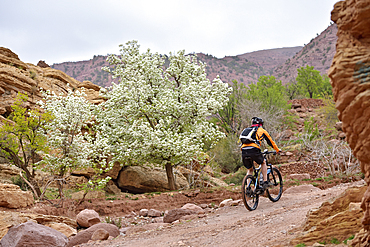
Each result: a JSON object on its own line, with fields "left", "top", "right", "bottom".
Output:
{"left": 240, "top": 117, "right": 280, "bottom": 190}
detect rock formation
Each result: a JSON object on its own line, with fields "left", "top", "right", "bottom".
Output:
{"left": 0, "top": 47, "right": 104, "bottom": 121}
{"left": 0, "top": 183, "right": 33, "bottom": 208}
{"left": 329, "top": 0, "right": 370, "bottom": 244}
{"left": 0, "top": 211, "right": 77, "bottom": 240}
{"left": 117, "top": 165, "right": 189, "bottom": 193}
{"left": 291, "top": 185, "right": 366, "bottom": 245}
{"left": 0, "top": 221, "right": 68, "bottom": 247}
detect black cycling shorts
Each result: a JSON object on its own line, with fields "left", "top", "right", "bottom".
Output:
{"left": 241, "top": 147, "right": 264, "bottom": 169}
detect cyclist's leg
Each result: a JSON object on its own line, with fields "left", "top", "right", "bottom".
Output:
{"left": 242, "top": 152, "right": 254, "bottom": 186}
{"left": 261, "top": 159, "right": 267, "bottom": 181}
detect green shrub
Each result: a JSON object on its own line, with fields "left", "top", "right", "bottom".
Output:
{"left": 222, "top": 167, "right": 247, "bottom": 185}
{"left": 208, "top": 135, "right": 241, "bottom": 173}
{"left": 11, "top": 174, "right": 30, "bottom": 191}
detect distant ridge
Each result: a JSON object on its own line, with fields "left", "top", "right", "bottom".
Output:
{"left": 51, "top": 24, "right": 337, "bottom": 87}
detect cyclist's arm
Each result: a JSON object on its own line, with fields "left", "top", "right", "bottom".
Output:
{"left": 261, "top": 129, "right": 280, "bottom": 152}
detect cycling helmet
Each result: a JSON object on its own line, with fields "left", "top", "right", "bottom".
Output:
{"left": 251, "top": 117, "right": 264, "bottom": 126}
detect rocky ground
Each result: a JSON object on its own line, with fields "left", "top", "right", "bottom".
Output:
{"left": 1, "top": 176, "right": 365, "bottom": 247}
{"left": 67, "top": 180, "right": 365, "bottom": 247}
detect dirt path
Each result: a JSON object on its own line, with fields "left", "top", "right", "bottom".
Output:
{"left": 78, "top": 180, "right": 365, "bottom": 247}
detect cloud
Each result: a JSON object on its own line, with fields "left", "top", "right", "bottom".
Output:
{"left": 0, "top": 0, "right": 338, "bottom": 64}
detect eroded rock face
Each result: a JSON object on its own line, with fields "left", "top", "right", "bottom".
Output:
{"left": 291, "top": 185, "right": 366, "bottom": 246}
{"left": 0, "top": 47, "right": 103, "bottom": 120}
{"left": 0, "top": 183, "right": 33, "bottom": 208}
{"left": 328, "top": 0, "right": 370, "bottom": 243}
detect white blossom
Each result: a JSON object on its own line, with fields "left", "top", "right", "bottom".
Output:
{"left": 97, "top": 41, "right": 231, "bottom": 167}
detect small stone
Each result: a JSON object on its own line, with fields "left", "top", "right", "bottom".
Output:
{"left": 139, "top": 209, "right": 148, "bottom": 217}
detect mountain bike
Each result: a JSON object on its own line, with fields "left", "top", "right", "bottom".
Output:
{"left": 241, "top": 149, "right": 283, "bottom": 211}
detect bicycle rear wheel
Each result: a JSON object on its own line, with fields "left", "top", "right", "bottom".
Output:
{"left": 266, "top": 167, "right": 283, "bottom": 202}
{"left": 242, "top": 175, "right": 259, "bottom": 211}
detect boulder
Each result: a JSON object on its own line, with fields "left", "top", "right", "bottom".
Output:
{"left": 147, "top": 209, "right": 162, "bottom": 217}
{"left": 163, "top": 208, "right": 197, "bottom": 223}
{"left": 67, "top": 223, "right": 119, "bottom": 247}
{"left": 0, "top": 183, "right": 33, "bottom": 209}
{"left": 181, "top": 203, "right": 204, "bottom": 214}
{"left": 117, "top": 165, "right": 189, "bottom": 193}
{"left": 0, "top": 221, "right": 68, "bottom": 247}
{"left": 290, "top": 185, "right": 366, "bottom": 246}
{"left": 91, "top": 228, "right": 109, "bottom": 241}
{"left": 139, "top": 209, "right": 148, "bottom": 217}
{"left": 76, "top": 209, "right": 101, "bottom": 228}
{"left": 0, "top": 211, "right": 77, "bottom": 239}
{"left": 334, "top": 121, "right": 343, "bottom": 131}
{"left": 104, "top": 180, "right": 122, "bottom": 195}
{"left": 44, "top": 222, "right": 76, "bottom": 238}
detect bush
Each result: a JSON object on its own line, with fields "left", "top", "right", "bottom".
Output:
{"left": 208, "top": 134, "right": 241, "bottom": 173}
{"left": 11, "top": 174, "right": 30, "bottom": 191}
{"left": 222, "top": 167, "right": 247, "bottom": 185}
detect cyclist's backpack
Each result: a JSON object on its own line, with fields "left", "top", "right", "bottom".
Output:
{"left": 239, "top": 126, "right": 258, "bottom": 144}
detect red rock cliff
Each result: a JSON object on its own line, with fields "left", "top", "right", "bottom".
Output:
{"left": 0, "top": 47, "right": 103, "bottom": 119}
{"left": 329, "top": 0, "right": 370, "bottom": 244}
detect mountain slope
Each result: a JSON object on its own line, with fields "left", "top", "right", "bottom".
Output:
{"left": 273, "top": 24, "right": 337, "bottom": 84}
{"left": 51, "top": 24, "right": 337, "bottom": 87}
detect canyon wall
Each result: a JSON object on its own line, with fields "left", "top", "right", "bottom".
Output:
{"left": 0, "top": 47, "right": 103, "bottom": 121}
{"left": 329, "top": 0, "right": 370, "bottom": 244}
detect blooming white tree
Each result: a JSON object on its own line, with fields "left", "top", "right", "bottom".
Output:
{"left": 97, "top": 40, "right": 231, "bottom": 190}
{"left": 39, "top": 89, "right": 110, "bottom": 199}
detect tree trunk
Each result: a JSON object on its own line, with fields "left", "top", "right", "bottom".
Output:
{"left": 165, "top": 163, "right": 177, "bottom": 191}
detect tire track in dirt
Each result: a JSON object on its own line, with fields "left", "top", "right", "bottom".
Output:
{"left": 78, "top": 180, "right": 365, "bottom": 247}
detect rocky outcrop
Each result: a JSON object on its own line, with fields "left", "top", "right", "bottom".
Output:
{"left": 0, "top": 211, "right": 77, "bottom": 240}
{"left": 0, "top": 221, "right": 68, "bottom": 247}
{"left": 0, "top": 183, "right": 33, "bottom": 208}
{"left": 291, "top": 185, "right": 366, "bottom": 246}
{"left": 329, "top": 0, "right": 370, "bottom": 244}
{"left": 0, "top": 47, "right": 103, "bottom": 120}
{"left": 117, "top": 165, "right": 189, "bottom": 193}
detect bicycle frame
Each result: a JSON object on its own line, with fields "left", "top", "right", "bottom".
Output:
{"left": 250, "top": 150, "right": 277, "bottom": 193}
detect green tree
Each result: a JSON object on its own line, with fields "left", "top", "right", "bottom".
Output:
{"left": 0, "top": 93, "right": 52, "bottom": 198}
{"left": 296, "top": 65, "right": 323, "bottom": 98}
{"left": 317, "top": 74, "right": 333, "bottom": 97}
{"left": 247, "top": 75, "right": 289, "bottom": 110}
{"left": 97, "top": 41, "right": 231, "bottom": 191}
{"left": 285, "top": 81, "right": 304, "bottom": 100}
{"left": 211, "top": 80, "right": 247, "bottom": 135}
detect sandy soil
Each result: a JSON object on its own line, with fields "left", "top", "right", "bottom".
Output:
{"left": 74, "top": 180, "right": 365, "bottom": 247}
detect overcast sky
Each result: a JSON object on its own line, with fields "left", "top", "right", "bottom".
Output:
{"left": 1, "top": 0, "right": 339, "bottom": 65}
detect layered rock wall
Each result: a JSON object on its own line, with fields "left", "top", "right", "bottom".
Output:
{"left": 0, "top": 47, "right": 104, "bottom": 119}
{"left": 328, "top": 0, "right": 370, "bottom": 242}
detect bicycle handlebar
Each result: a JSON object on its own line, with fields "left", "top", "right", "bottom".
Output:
{"left": 262, "top": 150, "right": 277, "bottom": 155}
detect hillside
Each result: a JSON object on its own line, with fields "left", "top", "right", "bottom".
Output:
{"left": 51, "top": 24, "right": 337, "bottom": 87}
{"left": 273, "top": 23, "right": 338, "bottom": 84}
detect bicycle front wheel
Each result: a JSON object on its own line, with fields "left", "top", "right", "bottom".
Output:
{"left": 242, "top": 175, "right": 259, "bottom": 211}
{"left": 266, "top": 167, "right": 283, "bottom": 202}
